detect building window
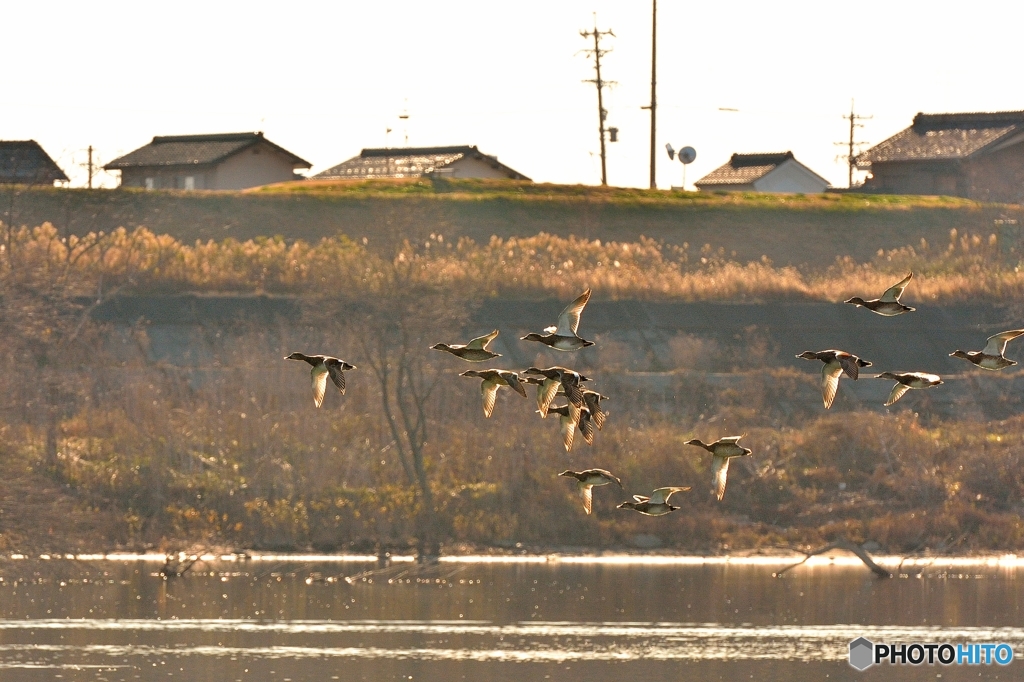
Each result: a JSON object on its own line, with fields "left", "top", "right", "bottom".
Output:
{"left": 145, "top": 177, "right": 154, "bottom": 190}
{"left": 184, "top": 176, "right": 195, "bottom": 191}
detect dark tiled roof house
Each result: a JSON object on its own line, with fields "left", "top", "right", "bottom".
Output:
{"left": 105, "top": 132, "right": 311, "bottom": 191}
{"left": 858, "top": 111, "right": 1024, "bottom": 202}
{"left": 312, "top": 145, "right": 530, "bottom": 181}
{"left": 0, "top": 140, "right": 69, "bottom": 185}
{"left": 694, "top": 152, "right": 829, "bottom": 193}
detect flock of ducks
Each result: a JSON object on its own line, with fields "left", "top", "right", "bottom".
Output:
{"left": 285, "top": 273, "right": 1024, "bottom": 518}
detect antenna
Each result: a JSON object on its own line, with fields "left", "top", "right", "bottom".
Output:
{"left": 835, "top": 98, "right": 872, "bottom": 188}
{"left": 579, "top": 14, "right": 616, "bottom": 186}
{"left": 667, "top": 144, "right": 696, "bottom": 189}
{"left": 399, "top": 100, "right": 410, "bottom": 146}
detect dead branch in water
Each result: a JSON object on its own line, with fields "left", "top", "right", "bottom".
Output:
{"left": 774, "top": 538, "right": 891, "bottom": 578}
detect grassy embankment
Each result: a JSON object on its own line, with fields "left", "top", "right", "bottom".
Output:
{"left": 2, "top": 183, "right": 1024, "bottom": 555}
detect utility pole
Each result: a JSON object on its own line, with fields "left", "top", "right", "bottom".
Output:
{"left": 580, "top": 16, "right": 615, "bottom": 186}
{"left": 836, "top": 99, "right": 872, "bottom": 188}
{"left": 647, "top": 0, "right": 657, "bottom": 189}
{"left": 87, "top": 145, "right": 94, "bottom": 189}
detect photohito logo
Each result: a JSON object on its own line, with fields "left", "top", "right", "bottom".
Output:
{"left": 849, "top": 637, "right": 1014, "bottom": 671}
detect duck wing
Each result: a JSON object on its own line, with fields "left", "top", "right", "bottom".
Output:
{"left": 325, "top": 359, "right": 348, "bottom": 395}
{"left": 578, "top": 483, "right": 594, "bottom": 515}
{"left": 884, "top": 383, "right": 912, "bottom": 407}
{"left": 311, "top": 365, "right": 329, "bottom": 408}
{"left": 536, "top": 379, "right": 561, "bottom": 417}
{"left": 821, "top": 362, "right": 843, "bottom": 410}
{"left": 983, "top": 329, "right": 1024, "bottom": 356}
{"left": 650, "top": 486, "right": 690, "bottom": 505}
{"left": 583, "top": 392, "right": 607, "bottom": 430}
{"left": 579, "top": 409, "right": 595, "bottom": 445}
{"left": 466, "top": 329, "right": 500, "bottom": 350}
{"left": 632, "top": 494, "right": 650, "bottom": 503}
{"left": 879, "top": 272, "right": 913, "bottom": 303}
{"left": 481, "top": 379, "right": 499, "bottom": 418}
{"left": 503, "top": 371, "right": 528, "bottom": 398}
{"left": 717, "top": 436, "right": 743, "bottom": 445}
{"left": 559, "top": 412, "right": 576, "bottom": 452}
{"left": 713, "top": 455, "right": 731, "bottom": 501}
{"left": 551, "top": 288, "right": 592, "bottom": 336}
{"left": 835, "top": 353, "right": 862, "bottom": 380}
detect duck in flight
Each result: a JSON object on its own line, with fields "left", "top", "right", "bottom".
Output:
{"left": 285, "top": 353, "right": 356, "bottom": 408}
{"left": 949, "top": 329, "right": 1024, "bottom": 370}
{"left": 685, "top": 436, "right": 752, "bottom": 501}
{"left": 521, "top": 289, "right": 595, "bottom": 351}
{"left": 874, "top": 372, "right": 943, "bottom": 406}
{"left": 559, "top": 469, "right": 623, "bottom": 515}
{"left": 431, "top": 330, "right": 501, "bottom": 362}
{"left": 797, "top": 349, "right": 872, "bottom": 409}
{"left": 524, "top": 366, "right": 590, "bottom": 419}
{"left": 617, "top": 486, "right": 691, "bottom": 516}
{"left": 844, "top": 273, "right": 915, "bottom": 316}
{"left": 544, "top": 403, "right": 593, "bottom": 452}
{"left": 460, "top": 369, "right": 528, "bottom": 418}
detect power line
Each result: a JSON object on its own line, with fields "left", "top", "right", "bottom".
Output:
{"left": 579, "top": 15, "right": 616, "bottom": 186}
{"left": 836, "top": 99, "right": 872, "bottom": 188}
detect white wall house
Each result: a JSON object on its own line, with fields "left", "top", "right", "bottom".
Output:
{"left": 694, "top": 152, "right": 829, "bottom": 193}
{"left": 105, "top": 132, "right": 311, "bottom": 191}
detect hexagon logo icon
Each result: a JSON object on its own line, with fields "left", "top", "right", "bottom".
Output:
{"left": 849, "top": 637, "right": 874, "bottom": 671}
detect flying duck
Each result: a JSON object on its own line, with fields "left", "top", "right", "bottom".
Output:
{"left": 460, "top": 369, "right": 528, "bottom": 418}
{"left": 285, "top": 353, "right": 356, "bottom": 408}
{"left": 431, "top": 330, "right": 502, "bottom": 362}
{"left": 797, "top": 349, "right": 872, "bottom": 409}
{"left": 685, "top": 436, "right": 752, "bottom": 501}
{"left": 617, "top": 486, "right": 691, "bottom": 516}
{"left": 524, "top": 366, "right": 590, "bottom": 419}
{"left": 844, "top": 272, "right": 915, "bottom": 316}
{"left": 559, "top": 469, "right": 623, "bottom": 515}
{"left": 874, "top": 372, "right": 943, "bottom": 406}
{"left": 521, "top": 288, "right": 596, "bottom": 351}
{"left": 950, "top": 329, "right": 1024, "bottom": 370}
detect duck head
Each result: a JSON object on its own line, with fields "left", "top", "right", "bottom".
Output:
{"left": 460, "top": 370, "right": 483, "bottom": 379}
{"left": 431, "top": 343, "right": 453, "bottom": 351}
{"left": 874, "top": 372, "right": 899, "bottom": 380}
{"left": 844, "top": 297, "right": 866, "bottom": 306}
{"left": 684, "top": 438, "right": 709, "bottom": 448}
{"left": 616, "top": 501, "right": 639, "bottom": 510}
{"left": 285, "top": 352, "right": 310, "bottom": 361}
{"left": 558, "top": 470, "right": 578, "bottom": 479}
{"left": 949, "top": 350, "right": 971, "bottom": 360}
{"left": 796, "top": 351, "right": 819, "bottom": 360}
{"left": 520, "top": 333, "right": 547, "bottom": 343}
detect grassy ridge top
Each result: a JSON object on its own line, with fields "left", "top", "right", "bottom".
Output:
{"left": 252, "top": 177, "right": 995, "bottom": 210}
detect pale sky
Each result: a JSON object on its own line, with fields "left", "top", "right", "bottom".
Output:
{"left": 5, "top": 1, "right": 1023, "bottom": 190}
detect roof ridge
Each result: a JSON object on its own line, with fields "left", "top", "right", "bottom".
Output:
{"left": 152, "top": 132, "right": 263, "bottom": 144}
{"left": 730, "top": 151, "right": 794, "bottom": 168}
{"left": 913, "top": 111, "right": 1024, "bottom": 129}
{"left": 360, "top": 145, "right": 479, "bottom": 157}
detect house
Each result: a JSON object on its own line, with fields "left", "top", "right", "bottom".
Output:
{"left": 0, "top": 140, "right": 68, "bottom": 185}
{"left": 857, "top": 110, "right": 1024, "bottom": 202}
{"left": 104, "top": 132, "right": 311, "bottom": 191}
{"left": 312, "top": 145, "right": 530, "bottom": 181}
{"left": 694, "top": 152, "right": 829, "bottom": 193}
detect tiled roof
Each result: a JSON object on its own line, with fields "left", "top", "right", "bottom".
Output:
{"left": 695, "top": 151, "right": 795, "bottom": 186}
{"left": 312, "top": 145, "right": 530, "bottom": 181}
{"left": 105, "top": 132, "right": 310, "bottom": 170}
{"left": 859, "top": 111, "right": 1024, "bottom": 164}
{"left": 0, "top": 140, "right": 68, "bottom": 184}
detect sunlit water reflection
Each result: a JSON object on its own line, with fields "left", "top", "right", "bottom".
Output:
{"left": 0, "top": 554, "right": 1021, "bottom": 681}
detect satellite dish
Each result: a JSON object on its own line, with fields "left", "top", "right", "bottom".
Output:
{"left": 678, "top": 146, "right": 697, "bottom": 164}
{"left": 665, "top": 143, "right": 675, "bottom": 160}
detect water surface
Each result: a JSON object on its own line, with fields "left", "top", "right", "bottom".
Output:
{"left": 0, "top": 554, "right": 1020, "bottom": 681}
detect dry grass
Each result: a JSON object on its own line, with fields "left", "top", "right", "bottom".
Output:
{"left": 4, "top": 222, "right": 1024, "bottom": 303}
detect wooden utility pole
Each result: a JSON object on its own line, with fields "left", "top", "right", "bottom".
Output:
{"left": 647, "top": 0, "right": 658, "bottom": 189}
{"left": 87, "top": 146, "right": 94, "bottom": 189}
{"left": 838, "top": 99, "right": 871, "bottom": 188}
{"left": 580, "top": 16, "right": 615, "bottom": 186}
